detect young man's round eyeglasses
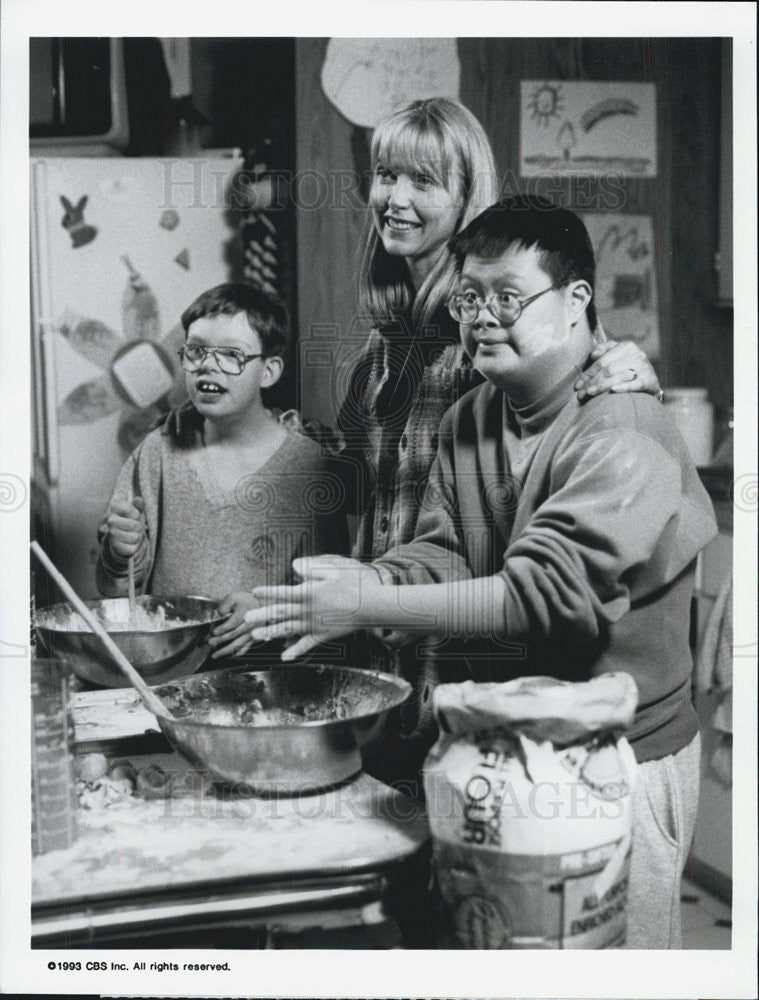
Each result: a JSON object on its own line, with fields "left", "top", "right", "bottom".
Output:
{"left": 178, "top": 345, "right": 264, "bottom": 375}
{"left": 447, "top": 284, "right": 560, "bottom": 326}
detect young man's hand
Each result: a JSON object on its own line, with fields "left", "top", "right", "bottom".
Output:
{"left": 247, "top": 555, "right": 384, "bottom": 661}
{"left": 104, "top": 496, "right": 146, "bottom": 560}
{"left": 574, "top": 339, "right": 661, "bottom": 401}
{"left": 209, "top": 592, "right": 262, "bottom": 659}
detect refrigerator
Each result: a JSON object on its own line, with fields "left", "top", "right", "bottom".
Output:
{"left": 31, "top": 156, "right": 244, "bottom": 598}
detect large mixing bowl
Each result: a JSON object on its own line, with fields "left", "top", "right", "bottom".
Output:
{"left": 34, "top": 596, "right": 222, "bottom": 688}
{"left": 152, "top": 663, "right": 412, "bottom": 794}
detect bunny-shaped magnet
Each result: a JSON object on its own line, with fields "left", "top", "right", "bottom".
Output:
{"left": 60, "top": 195, "right": 98, "bottom": 248}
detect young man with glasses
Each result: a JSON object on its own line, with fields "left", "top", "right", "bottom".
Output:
{"left": 96, "top": 282, "right": 346, "bottom": 657}
{"left": 246, "top": 197, "right": 717, "bottom": 947}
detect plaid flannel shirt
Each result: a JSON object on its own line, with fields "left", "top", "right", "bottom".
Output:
{"left": 334, "top": 313, "right": 482, "bottom": 782}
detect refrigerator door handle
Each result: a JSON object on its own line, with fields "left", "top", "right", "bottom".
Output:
{"left": 38, "top": 322, "right": 60, "bottom": 487}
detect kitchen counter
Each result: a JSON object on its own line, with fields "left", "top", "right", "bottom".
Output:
{"left": 32, "top": 688, "right": 431, "bottom": 948}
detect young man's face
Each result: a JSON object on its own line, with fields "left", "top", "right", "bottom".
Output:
{"left": 457, "top": 243, "right": 592, "bottom": 405}
{"left": 184, "top": 312, "right": 280, "bottom": 422}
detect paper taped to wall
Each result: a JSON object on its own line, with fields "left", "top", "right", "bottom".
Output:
{"left": 521, "top": 81, "right": 657, "bottom": 178}
{"left": 321, "top": 38, "right": 460, "bottom": 128}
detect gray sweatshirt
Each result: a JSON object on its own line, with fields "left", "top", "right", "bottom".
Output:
{"left": 374, "top": 369, "right": 717, "bottom": 763}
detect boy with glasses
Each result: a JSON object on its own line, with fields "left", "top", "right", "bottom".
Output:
{"left": 97, "top": 282, "right": 346, "bottom": 658}
{"left": 246, "top": 197, "right": 717, "bottom": 947}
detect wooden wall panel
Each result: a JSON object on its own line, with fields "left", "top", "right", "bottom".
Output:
{"left": 652, "top": 38, "right": 732, "bottom": 408}
{"left": 294, "top": 37, "right": 370, "bottom": 427}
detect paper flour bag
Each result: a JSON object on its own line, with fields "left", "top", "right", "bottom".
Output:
{"left": 423, "top": 673, "right": 638, "bottom": 949}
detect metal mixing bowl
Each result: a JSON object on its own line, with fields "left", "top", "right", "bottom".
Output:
{"left": 34, "top": 596, "right": 222, "bottom": 688}
{"left": 152, "top": 663, "right": 412, "bottom": 794}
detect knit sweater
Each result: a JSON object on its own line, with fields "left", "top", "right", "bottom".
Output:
{"left": 97, "top": 425, "right": 348, "bottom": 600}
{"left": 374, "top": 366, "right": 718, "bottom": 763}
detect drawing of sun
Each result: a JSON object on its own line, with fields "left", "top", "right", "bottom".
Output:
{"left": 527, "top": 83, "right": 564, "bottom": 127}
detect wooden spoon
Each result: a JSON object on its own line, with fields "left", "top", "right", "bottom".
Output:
{"left": 30, "top": 541, "right": 172, "bottom": 719}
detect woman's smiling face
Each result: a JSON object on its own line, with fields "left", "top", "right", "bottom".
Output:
{"left": 370, "top": 158, "right": 463, "bottom": 276}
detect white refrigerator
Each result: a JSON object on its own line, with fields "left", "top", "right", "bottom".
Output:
{"left": 31, "top": 156, "right": 244, "bottom": 598}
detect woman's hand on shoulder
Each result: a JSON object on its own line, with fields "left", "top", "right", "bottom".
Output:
{"left": 574, "top": 339, "right": 662, "bottom": 402}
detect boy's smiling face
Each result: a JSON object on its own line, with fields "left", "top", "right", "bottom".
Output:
{"left": 457, "top": 243, "right": 593, "bottom": 405}
{"left": 185, "top": 312, "right": 280, "bottom": 423}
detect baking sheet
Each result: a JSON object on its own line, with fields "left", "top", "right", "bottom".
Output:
{"left": 70, "top": 687, "right": 159, "bottom": 744}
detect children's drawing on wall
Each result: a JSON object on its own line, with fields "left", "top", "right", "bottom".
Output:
{"left": 56, "top": 255, "right": 186, "bottom": 452}
{"left": 521, "top": 81, "right": 657, "bottom": 177}
{"left": 580, "top": 213, "right": 660, "bottom": 359}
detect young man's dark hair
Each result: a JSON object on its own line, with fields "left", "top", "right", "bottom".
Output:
{"left": 181, "top": 281, "right": 290, "bottom": 361}
{"left": 449, "top": 195, "right": 598, "bottom": 331}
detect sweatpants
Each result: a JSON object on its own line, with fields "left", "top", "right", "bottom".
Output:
{"left": 625, "top": 734, "right": 701, "bottom": 948}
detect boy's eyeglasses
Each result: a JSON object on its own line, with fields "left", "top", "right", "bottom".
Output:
{"left": 447, "top": 284, "right": 560, "bottom": 326}
{"left": 177, "top": 345, "right": 264, "bottom": 375}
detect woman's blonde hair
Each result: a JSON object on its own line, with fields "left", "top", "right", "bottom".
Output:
{"left": 359, "top": 97, "right": 499, "bottom": 330}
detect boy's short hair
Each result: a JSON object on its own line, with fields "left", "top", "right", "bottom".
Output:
{"left": 181, "top": 282, "right": 290, "bottom": 359}
{"left": 450, "top": 195, "right": 597, "bottom": 330}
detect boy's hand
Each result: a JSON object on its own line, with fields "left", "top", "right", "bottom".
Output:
{"left": 209, "top": 592, "right": 262, "bottom": 659}
{"left": 574, "top": 339, "right": 660, "bottom": 401}
{"left": 247, "top": 555, "right": 383, "bottom": 661}
{"left": 105, "top": 496, "right": 146, "bottom": 559}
